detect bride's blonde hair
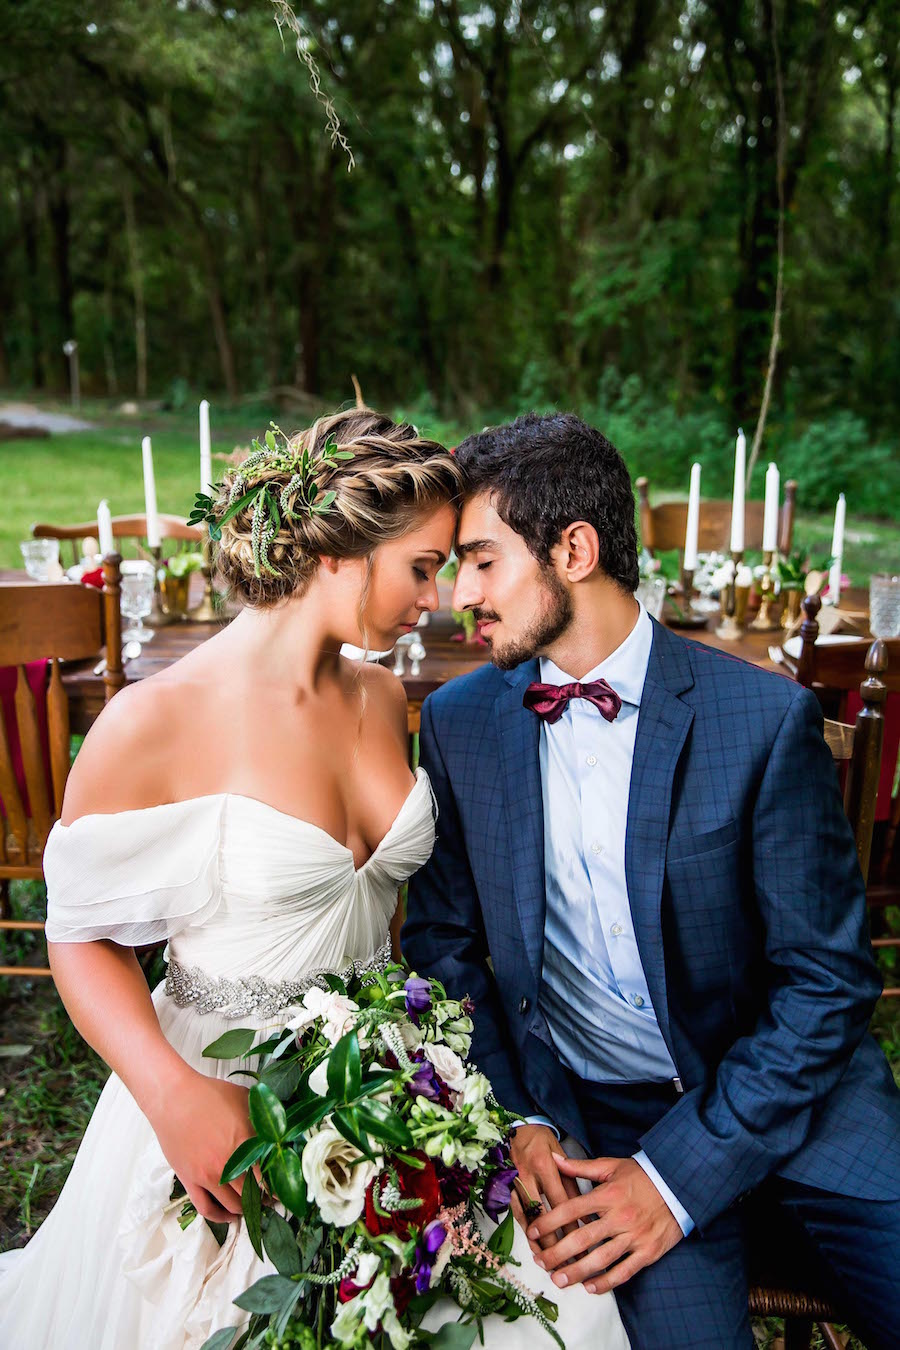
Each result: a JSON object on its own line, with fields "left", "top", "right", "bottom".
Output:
{"left": 214, "top": 408, "right": 462, "bottom": 608}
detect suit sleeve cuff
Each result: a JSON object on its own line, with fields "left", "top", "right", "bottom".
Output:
{"left": 510, "top": 1115, "right": 561, "bottom": 1139}
{"left": 633, "top": 1149, "right": 695, "bottom": 1236}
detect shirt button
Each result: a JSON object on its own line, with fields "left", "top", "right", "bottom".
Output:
{"left": 586, "top": 754, "right": 597, "bottom": 766}
{"left": 518, "top": 997, "right": 530, "bottom": 1015}
{"left": 590, "top": 841, "right": 603, "bottom": 855}
{"left": 632, "top": 993, "right": 645, "bottom": 1008}
{"left": 610, "top": 922, "right": 624, "bottom": 937}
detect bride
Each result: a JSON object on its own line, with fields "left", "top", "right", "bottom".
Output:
{"left": 0, "top": 409, "right": 628, "bottom": 1350}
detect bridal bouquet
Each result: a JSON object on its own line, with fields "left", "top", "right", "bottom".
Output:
{"left": 197, "top": 964, "right": 561, "bottom": 1350}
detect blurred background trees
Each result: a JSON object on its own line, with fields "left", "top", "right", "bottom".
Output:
{"left": 1, "top": 0, "right": 898, "bottom": 506}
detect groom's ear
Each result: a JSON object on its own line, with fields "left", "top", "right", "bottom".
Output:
{"left": 557, "top": 521, "right": 600, "bottom": 582}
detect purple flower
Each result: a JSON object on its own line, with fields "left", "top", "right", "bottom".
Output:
{"left": 461, "top": 997, "right": 476, "bottom": 1017}
{"left": 406, "top": 1056, "right": 441, "bottom": 1101}
{"left": 404, "top": 976, "right": 432, "bottom": 1024}
{"left": 483, "top": 1164, "right": 518, "bottom": 1222}
{"left": 413, "top": 1220, "right": 447, "bottom": 1293}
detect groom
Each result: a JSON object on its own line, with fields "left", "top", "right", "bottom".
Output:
{"left": 402, "top": 413, "right": 900, "bottom": 1350}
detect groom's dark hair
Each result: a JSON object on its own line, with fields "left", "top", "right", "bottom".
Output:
{"left": 454, "top": 412, "right": 640, "bottom": 593}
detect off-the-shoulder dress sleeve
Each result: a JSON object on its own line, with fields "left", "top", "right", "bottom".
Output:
{"left": 44, "top": 796, "right": 226, "bottom": 946}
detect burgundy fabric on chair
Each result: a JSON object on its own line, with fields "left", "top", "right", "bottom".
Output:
{"left": 0, "top": 660, "right": 52, "bottom": 818}
{"left": 845, "top": 690, "right": 900, "bottom": 821}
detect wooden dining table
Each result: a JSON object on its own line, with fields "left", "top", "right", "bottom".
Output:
{"left": 3, "top": 568, "right": 845, "bottom": 735}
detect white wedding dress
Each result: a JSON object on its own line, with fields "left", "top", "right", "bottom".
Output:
{"left": 0, "top": 768, "right": 628, "bottom": 1350}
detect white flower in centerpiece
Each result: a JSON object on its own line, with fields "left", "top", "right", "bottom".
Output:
{"left": 736, "top": 563, "right": 754, "bottom": 588}
{"left": 423, "top": 1042, "right": 467, "bottom": 1092}
{"left": 331, "top": 1271, "right": 412, "bottom": 1350}
{"left": 285, "top": 986, "right": 361, "bottom": 1046}
{"left": 301, "top": 1122, "right": 380, "bottom": 1226}
{"left": 711, "top": 559, "right": 736, "bottom": 591}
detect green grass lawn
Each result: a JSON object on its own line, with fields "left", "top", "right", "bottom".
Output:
{"left": 1, "top": 400, "right": 897, "bottom": 581}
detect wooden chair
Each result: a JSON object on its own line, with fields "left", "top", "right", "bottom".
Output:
{"left": 0, "top": 557, "right": 124, "bottom": 977}
{"left": 794, "top": 593, "right": 900, "bottom": 995}
{"left": 747, "top": 630, "right": 889, "bottom": 1346}
{"left": 636, "top": 477, "right": 796, "bottom": 557}
{"left": 33, "top": 515, "right": 203, "bottom": 566}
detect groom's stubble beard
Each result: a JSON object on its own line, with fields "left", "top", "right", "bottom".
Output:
{"left": 480, "top": 565, "right": 574, "bottom": 671}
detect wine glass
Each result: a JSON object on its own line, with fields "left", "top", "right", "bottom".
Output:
{"left": 120, "top": 561, "right": 156, "bottom": 643}
{"left": 20, "top": 538, "right": 60, "bottom": 581}
{"left": 870, "top": 573, "right": 900, "bottom": 639}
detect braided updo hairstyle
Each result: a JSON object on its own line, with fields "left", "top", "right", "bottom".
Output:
{"left": 214, "top": 409, "right": 462, "bottom": 608}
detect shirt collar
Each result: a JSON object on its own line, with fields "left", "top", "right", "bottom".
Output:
{"left": 538, "top": 602, "right": 653, "bottom": 708}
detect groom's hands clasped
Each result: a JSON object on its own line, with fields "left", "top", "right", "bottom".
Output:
{"left": 526, "top": 1154, "right": 683, "bottom": 1294}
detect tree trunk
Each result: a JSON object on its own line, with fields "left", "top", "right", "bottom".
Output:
{"left": 122, "top": 181, "right": 148, "bottom": 399}
{"left": 200, "top": 233, "right": 239, "bottom": 400}
{"left": 47, "top": 138, "right": 73, "bottom": 392}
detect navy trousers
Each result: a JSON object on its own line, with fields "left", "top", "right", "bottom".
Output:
{"left": 573, "top": 1075, "right": 900, "bottom": 1350}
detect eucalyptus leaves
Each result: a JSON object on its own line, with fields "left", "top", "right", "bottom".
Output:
{"left": 187, "top": 423, "right": 354, "bottom": 578}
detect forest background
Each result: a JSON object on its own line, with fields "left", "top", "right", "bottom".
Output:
{"left": 1, "top": 0, "right": 899, "bottom": 525}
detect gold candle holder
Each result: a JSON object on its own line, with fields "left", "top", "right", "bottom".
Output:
{"left": 750, "top": 550, "right": 782, "bottom": 632}
{"left": 189, "top": 534, "right": 220, "bottom": 623}
{"left": 148, "top": 546, "right": 176, "bottom": 627}
{"left": 781, "top": 588, "right": 803, "bottom": 629}
{"left": 715, "top": 550, "right": 745, "bottom": 641}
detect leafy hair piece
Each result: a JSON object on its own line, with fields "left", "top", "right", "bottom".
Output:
{"left": 187, "top": 423, "right": 354, "bottom": 577}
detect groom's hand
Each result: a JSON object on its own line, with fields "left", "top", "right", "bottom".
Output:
{"left": 527, "top": 1154, "right": 683, "bottom": 1293}
{"left": 509, "top": 1125, "right": 581, "bottom": 1251}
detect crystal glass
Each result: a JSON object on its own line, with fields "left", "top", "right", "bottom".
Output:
{"left": 636, "top": 575, "right": 667, "bottom": 621}
{"left": 120, "top": 560, "right": 156, "bottom": 643}
{"left": 870, "top": 573, "right": 900, "bottom": 639}
{"left": 20, "top": 538, "right": 60, "bottom": 581}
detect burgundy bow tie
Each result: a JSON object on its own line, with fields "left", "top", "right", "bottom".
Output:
{"left": 523, "top": 678, "right": 623, "bottom": 725}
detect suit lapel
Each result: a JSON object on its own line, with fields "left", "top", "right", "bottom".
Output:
{"left": 625, "top": 619, "right": 695, "bottom": 1059}
{"left": 496, "top": 661, "right": 545, "bottom": 985}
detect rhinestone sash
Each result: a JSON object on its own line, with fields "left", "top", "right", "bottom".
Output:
{"left": 164, "top": 936, "right": 394, "bottom": 1020}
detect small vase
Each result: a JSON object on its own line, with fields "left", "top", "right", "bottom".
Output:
{"left": 781, "top": 589, "right": 803, "bottom": 629}
{"left": 159, "top": 574, "right": 191, "bottom": 619}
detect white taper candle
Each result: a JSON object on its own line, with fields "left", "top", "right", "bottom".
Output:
{"left": 683, "top": 462, "right": 702, "bottom": 572}
{"left": 141, "top": 436, "right": 161, "bottom": 548}
{"left": 730, "top": 429, "right": 746, "bottom": 553}
{"left": 199, "top": 399, "right": 212, "bottom": 495}
{"left": 762, "top": 462, "right": 780, "bottom": 553}
{"left": 97, "top": 499, "right": 114, "bottom": 557}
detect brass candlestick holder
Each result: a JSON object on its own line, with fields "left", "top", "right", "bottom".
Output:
{"left": 715, "top": 550, "right": 746, "bottom": 641}
{"left": 189, "top": 534, "right": 220, "bottom": 623}
{"left": 148, "top": 546, "right": 175, "bottom": 627}
{"left": 750, "top": 550, "right": 782, "bottom": 632}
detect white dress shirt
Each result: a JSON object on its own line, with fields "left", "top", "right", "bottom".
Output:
{"left": 524, "top": 602, "right": 693, "bottom": 1235}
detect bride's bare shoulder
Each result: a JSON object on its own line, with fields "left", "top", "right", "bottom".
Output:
{"left": 60, "top": 671, "right": 205, "bottom": 825}
{"left": 354, "top": 659, "right": 409, "bottom": 748}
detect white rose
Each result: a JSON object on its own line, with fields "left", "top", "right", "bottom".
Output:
{"left": 399, "top": 1020, "right": 424, "bottom": 1051}
{"left": 285, "top": 987, "right": 361, "bottom": 1046}
{"left": 308, "top": 1059, "right": 329, "bottom": 1097}
{"left": 423, "top": 1042, "right": 467, "bottom": 1092}
{"left": 301, "top": 1123, "right": 380, "bottom": 1226}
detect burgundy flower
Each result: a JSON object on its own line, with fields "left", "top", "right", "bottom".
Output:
{"left": 435, "top": 1158, "right": 476, "bottom": 1207}
{"left": 338, "top": 1273, "right": 374, "bottom": 1303}
{"left": 364, "top": 1154, "right": 442, "bottom": 1238}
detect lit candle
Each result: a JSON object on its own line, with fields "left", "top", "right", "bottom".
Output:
{"left": 683, "top": 462, "right": 701, "bottom": 571}
{"left": 829, "top": 492, "right": 846, "bottom": 605}
{"left": 762, "top": 462, "right": 780, "bottom": 553}
{"left": 141, "top": 436, "right": 161, "bottom": 548}
{"left": 730, "top": 429, "right": 746, "bottom": 553}
{"left": 97, "top": 499, "right": 114, "bottom": 557}
{"left": 199, "top": 399, "right": 212, "bottom": 494}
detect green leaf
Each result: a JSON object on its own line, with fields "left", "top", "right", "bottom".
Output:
{"left": 421, "top": 1325, "right": 479, "bottom": 1349}
{"left": 262, "top": 1209, "right": 301, "bottom": 1275}
{"left": 232, "top": 1274, "right": 298, "bottom": 1314}
{"left": 200, "top": 1328, "right": 241, "bottom": 1350}
{"left": 322, "top": 973, "right": 347, "bottom": 995}
{"left": 266, "top": 485, "right": 281, "bottom": 534}
{"left": 317, "top": 490, "right": 337, "bottom": 511}
{"left": 265, "top": 429, "right": 277, "bottom": 451}
{"left": 261, "top": 1056, "right": 304, "bottom": 1101}
{"left": 332, "top": 1106, "right": 378, "bottom": 1161}
{"left": 334, "top": 450, "right": 355, "bottom": 460}
{"left": 209, "top": 524, "right": 222, "bottom": 541}
{"left": 299, "top": 1224, "right": 323, "bottom": 1271}
{"left": 206, "top": 1219, "right": 230, "bottom": 1248}
{"left": 487, "top": 1209, "right": 514, "bottom": 1259}
{"left": 248, "top": 1082, "right": 287, "bottom": 1143}
{"left": 327, "top": 1030, "right": 362, "bottom": 1101}
{"left": 220, "top": 1136, "right": 270, "bottom": 1185}
{"left": 356, "top": 1099, "right": 414, "bottom": 1148}
{"left": 217, "top": 483, "right": 264, "bottom": 531}
{"left": 283, "top": 1095, "right": 334, "bottom": 1140}
{"left": 241, "top": 1167, "right": 263, "bottom": 1259}
{"left": 267, "top": 1146, "right": 308, "bottom": 1218}
{"left": 202, "top": 1028, "right": 257, "bottom": 1060}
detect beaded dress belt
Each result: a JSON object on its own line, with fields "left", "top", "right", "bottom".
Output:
{"left": 165, "top": 936, "right": 394, "bottom": 1020}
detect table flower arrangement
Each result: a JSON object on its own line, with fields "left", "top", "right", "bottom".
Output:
{"left": 196, "top": 964, "right": 561, "bottom": 1350}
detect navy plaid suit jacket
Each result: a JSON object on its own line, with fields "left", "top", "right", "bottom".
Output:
{"left": 403, "top": 617, "right": 900, "bottom": 1231}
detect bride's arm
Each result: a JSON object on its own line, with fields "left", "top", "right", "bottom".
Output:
{"left": 46, "top": 685, "right": 252, "bottom": 1224}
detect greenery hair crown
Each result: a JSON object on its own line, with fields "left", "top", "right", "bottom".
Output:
{"left": 188, "top": 421, "right": 354, "bottom": 577}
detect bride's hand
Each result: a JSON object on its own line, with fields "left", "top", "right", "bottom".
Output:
{"left": 146, "top": 1072, "right": 253, "bottom": 1223}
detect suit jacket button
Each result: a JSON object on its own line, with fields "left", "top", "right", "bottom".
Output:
{"left": 518, "top": 997, "right": 530, "bottom": 1014}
